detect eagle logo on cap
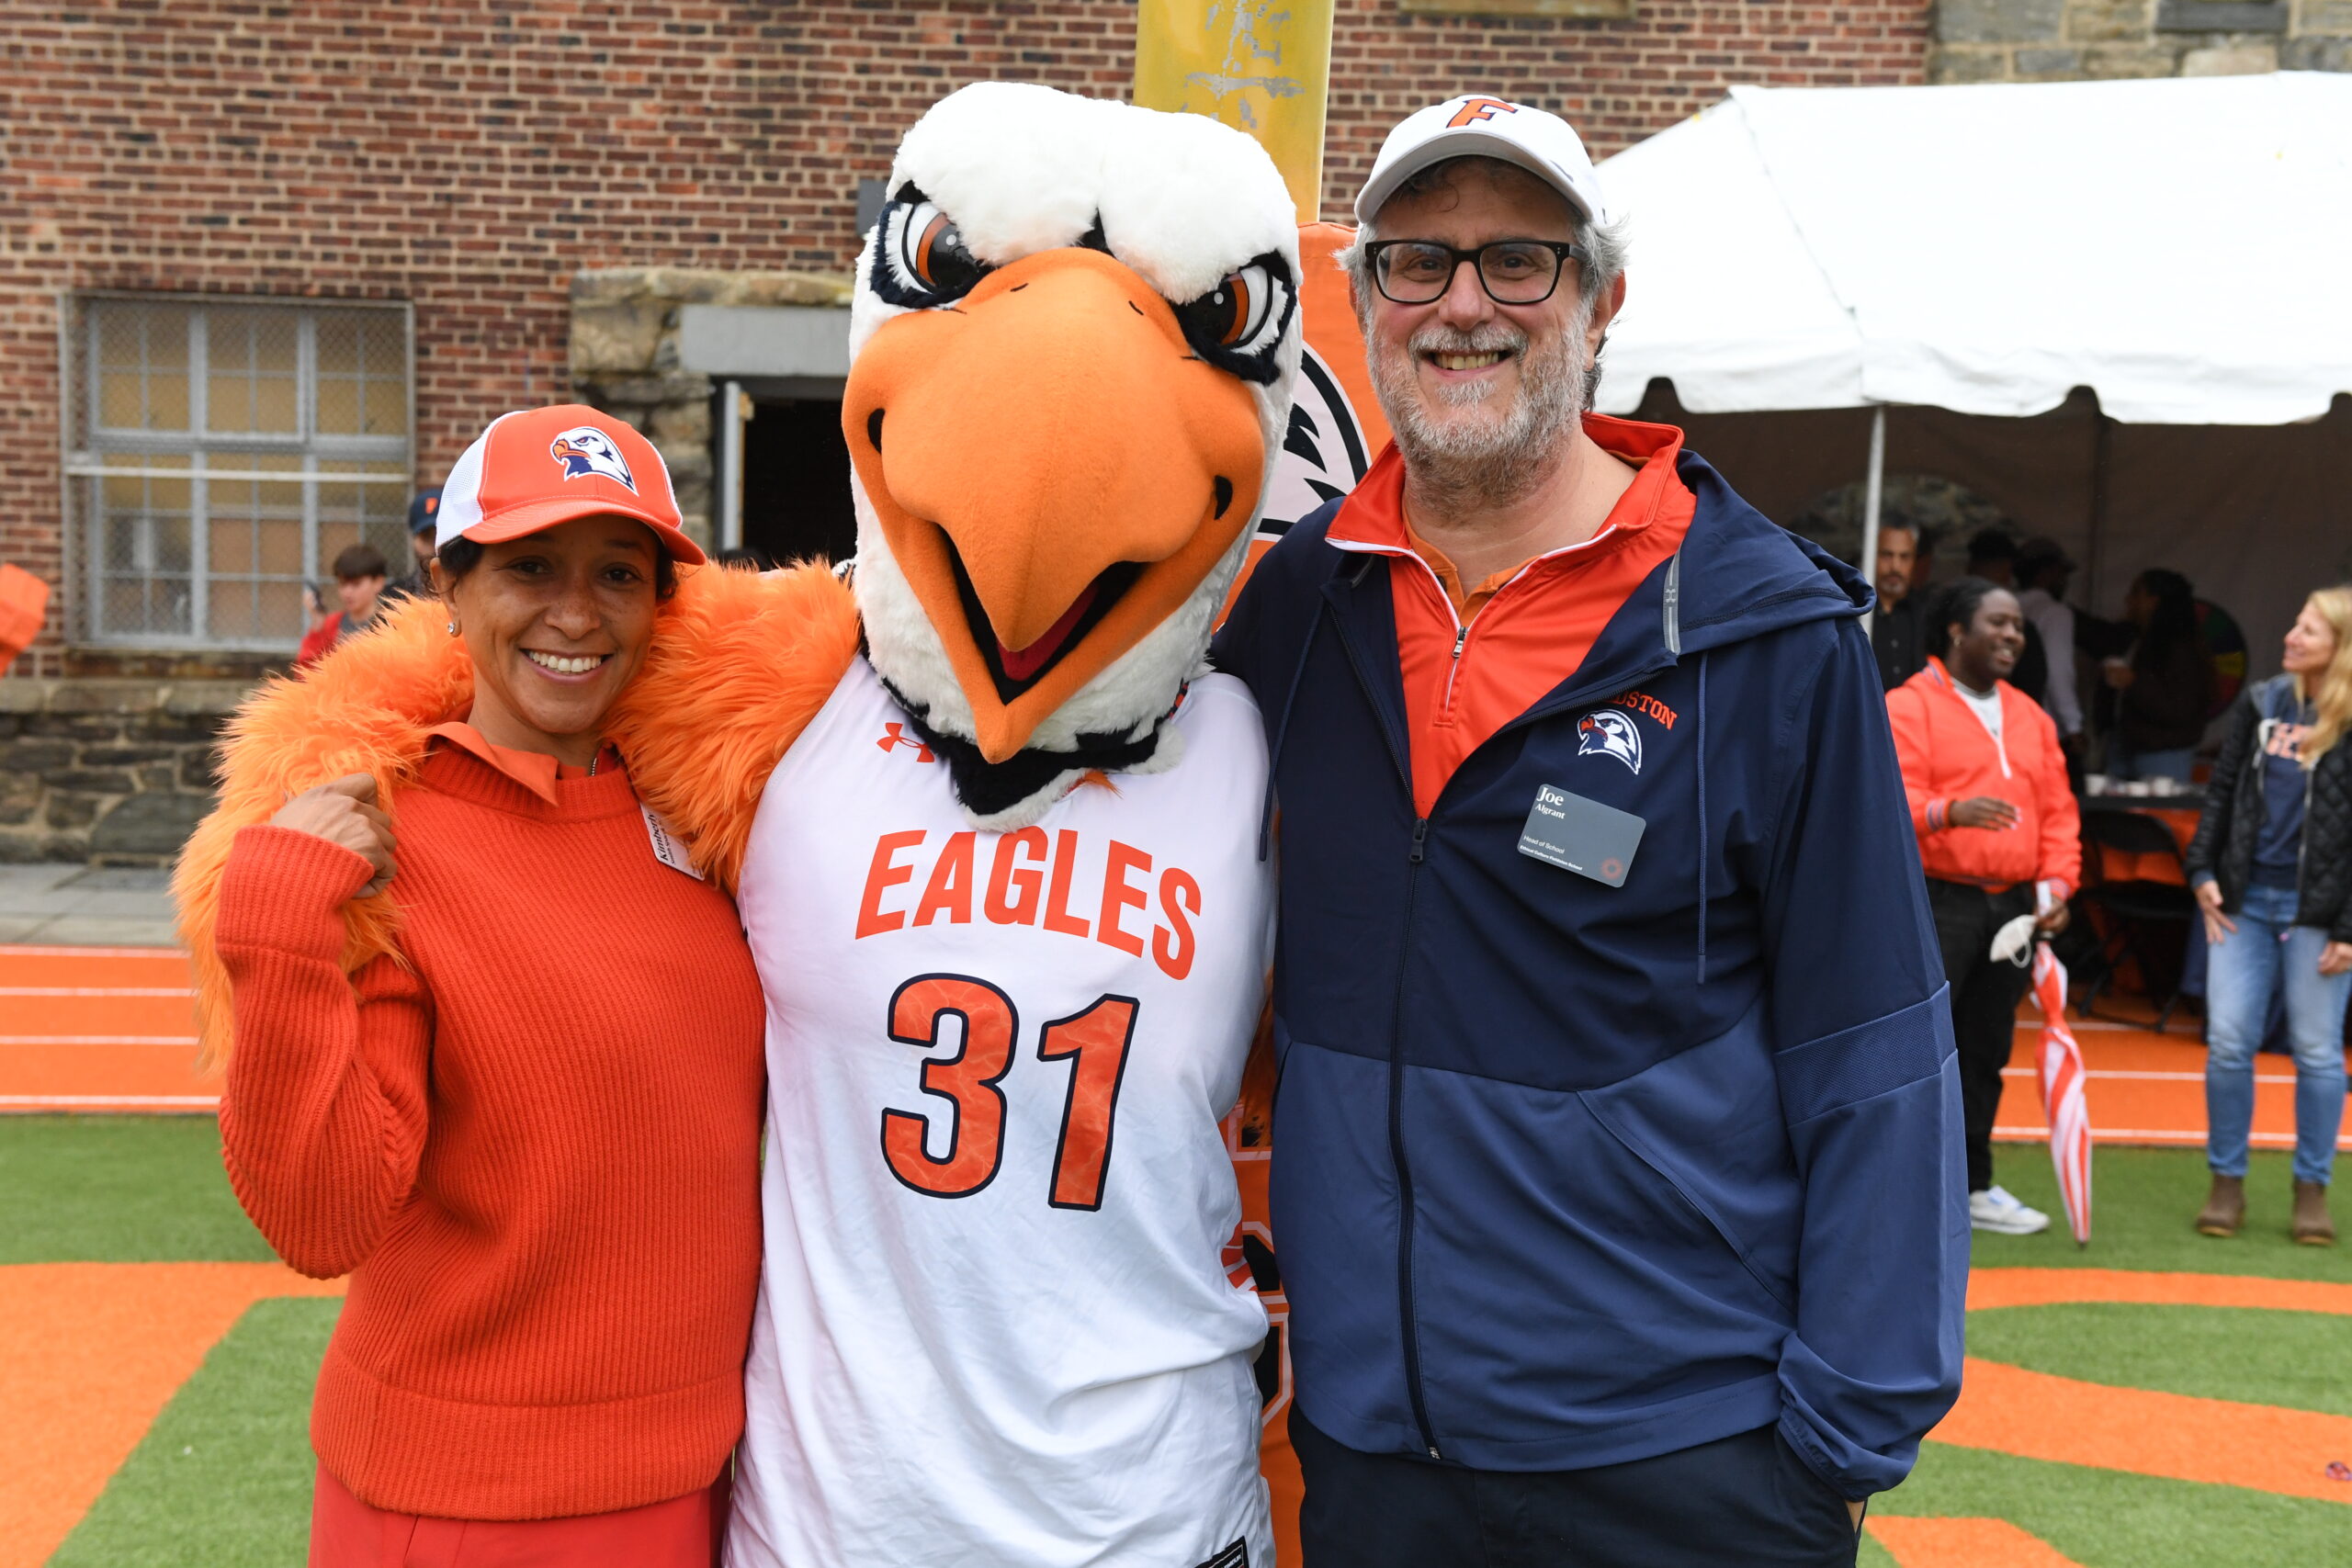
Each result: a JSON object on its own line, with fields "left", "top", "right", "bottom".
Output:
{"left": 1577, "top": 709, "right": 1642, "bottom": 774}
{"left": 549, "top": 425, "right": 639, "bottom": 493}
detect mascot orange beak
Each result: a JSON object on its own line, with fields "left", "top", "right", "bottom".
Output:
{"left": 844, "top": 247, "right": 1266, "bottom": 763}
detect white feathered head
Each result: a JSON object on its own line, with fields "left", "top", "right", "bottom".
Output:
{"left": 843, "top": 82, "right": 1301, "bottom": 828}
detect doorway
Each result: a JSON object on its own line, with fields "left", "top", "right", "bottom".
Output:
{"left": 738, "top": 395, "right": 858, "bottom": 570}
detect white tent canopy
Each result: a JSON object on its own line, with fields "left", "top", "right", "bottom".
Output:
{"left": 1592, "top": 73, "right": 2352, "bottom": 425}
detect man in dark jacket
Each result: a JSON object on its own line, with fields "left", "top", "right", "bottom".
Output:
{"left": 1871, "top": 521, "right": 1927, "bottom": 691}
{"left": 1214, "top": 96, "right": 1964, "bottom": 1567}
{"left": 379, "top": 486, "right": 442, "bottom": 607}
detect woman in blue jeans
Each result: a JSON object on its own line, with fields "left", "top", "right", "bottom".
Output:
{"left": 2184, "top": 586, "right": 2352, "bottom": 1245}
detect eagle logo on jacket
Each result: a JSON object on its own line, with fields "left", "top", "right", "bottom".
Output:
{"left": 1577, "top": 709, "right": 1643, "bottom": 774}
{"left": 549, "top": 426, "right": 639, "bottom": 491}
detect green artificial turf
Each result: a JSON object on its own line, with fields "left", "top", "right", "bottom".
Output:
{"left": 1865, "top": 1145, "right": 2352, "bottom": 1566}
{"left": 0, "top": 1114, "right": 270, "bottom": 1264}
{"left": 1967, "top": 1303, "right": 2352, "bottom": 1419}
{"left": 12, "top": 1122, "right": 2352, "bottom": 1566}
{"left": 1873, "top": 1443, "right": 2352, "bottom": 1567}
{"left": 1973, "top": 1145, "right": 2352, "bottom": 1283}
{"left": 47, "top": 1297, "right": 338, "bottom": 1568}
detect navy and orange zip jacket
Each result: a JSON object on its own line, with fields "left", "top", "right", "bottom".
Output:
{"left": 1212, "top": 444, "right": 1965, "bottom": 1499}
{"left": 1887, "top": 657, "right": 2081, "bottom": 896}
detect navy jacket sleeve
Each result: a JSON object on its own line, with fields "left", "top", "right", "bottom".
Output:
{"left": 1758, "top": 619, "right": 1967, "bottom": 1498}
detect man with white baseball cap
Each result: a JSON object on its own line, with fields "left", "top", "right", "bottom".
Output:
{"left": 1214, "top": 96, "right": 1962, "bottom": 1564}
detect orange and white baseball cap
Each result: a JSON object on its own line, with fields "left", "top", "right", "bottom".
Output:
{"left": 435, "top": 403, "right": 706, "bottom": 565}
{"left": 1355, "top": 95, "right": 1606, "bottom": 228}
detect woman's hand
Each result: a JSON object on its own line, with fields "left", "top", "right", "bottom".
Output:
{"left": 2195, "top": 879, "right": 2235, "bottom": 946}
{"left": 269, "top": 774, "right": 397, "bottom": 898}
{"left": 2321, "top": 942, "right": 2352, "bottom": 978}
{"left": 1949, "top": 796, "right": 2019, "bottom": 830}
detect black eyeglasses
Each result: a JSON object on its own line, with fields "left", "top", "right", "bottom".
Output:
{"left": 1365, "top": 239, "right": 1589, "bottom": 306}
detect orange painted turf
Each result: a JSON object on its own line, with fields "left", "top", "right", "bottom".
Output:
{"left": 1867, "top": 1517, "right": 2086, "bottom": 1567}
{"left": 1935, "top": 1269, "right": 2352, "bottom": 1506}
{"left": 0, "top": 1261, "right": 344, "bottom": 1568}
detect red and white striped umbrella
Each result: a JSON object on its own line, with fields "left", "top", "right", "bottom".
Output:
{"left": 2032, "top": 942, "right": 2094, "bottom": 1247}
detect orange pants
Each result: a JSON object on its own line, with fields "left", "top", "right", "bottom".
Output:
{"left": 309, "top": 1466, "right": 727, "bottom": 1568}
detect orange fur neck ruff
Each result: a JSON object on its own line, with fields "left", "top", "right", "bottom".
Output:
{"left": 175, "top": 565, "right": 860, "bottom": 1070}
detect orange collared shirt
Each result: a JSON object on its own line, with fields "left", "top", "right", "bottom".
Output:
{"left": 1328, "top": 413, "right": 1698, "bottom": 818}
{"left": 424, "top": 721, "right": 620, "bottom": 805}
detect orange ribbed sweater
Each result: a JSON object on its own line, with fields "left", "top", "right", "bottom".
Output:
{"left": 215, "top": 745, "right": 767, "bottom": 1521}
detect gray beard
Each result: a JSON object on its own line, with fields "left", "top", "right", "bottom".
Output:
{"left": 1369, "top": 303, "right": 1593, "bottom": 515}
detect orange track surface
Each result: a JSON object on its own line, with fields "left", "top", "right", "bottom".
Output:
{"left": 1991, "top": 1006, "right": 2347, "bottom": 1153}
{"left": 7, "top": 946, "right": 2340, "bottom": 1152}
{"left": 1868, "top": 1517, "right": 2085, "bottom": 1567}
{"left": 0, "top": 946, "right": 213, "bottom": 1112}
{"left": 0, "top": 1261, "right": 344, "bottom": 1568}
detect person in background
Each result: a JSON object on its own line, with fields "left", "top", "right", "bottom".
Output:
{"left": 2104, "top": 569, "right": 2212, "bottom": 783}
{"left": 295, "top": 543, "right": 390, "bottom": 669}
{"left": 180, "top": 404, "right": 765, "bottom": 1562}
{"left": 0, "top": 560, "right": 50, "bottom": 675}
{"left": 1872, "top": 522, "right": 1928, "bottom": 692}
{"left": 1886, "top": 577, "right": 2078, "bottom": 1237}
{"left": 2015, "top": 537, "right": 2084, "bottom": 755}
{"left": 1964, "top": 530, "right": 2048, "bottom": 709}
{"left": 379, "top": 486, "right": 443, "bottom": 606}
{"left": 2184, "top": 586, "right": 2352, "bottom": 1246}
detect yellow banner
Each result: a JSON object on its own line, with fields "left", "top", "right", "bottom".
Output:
{"left": 1132, "top": 0, "right": 1335, "bottom": 223}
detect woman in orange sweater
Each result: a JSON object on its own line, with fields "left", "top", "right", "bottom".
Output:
{"left": 1886, "top": 577, "right": 2081, "bottom": 1239}
{"left": 175, "top": 406, "right": 767, "bottom": 1567}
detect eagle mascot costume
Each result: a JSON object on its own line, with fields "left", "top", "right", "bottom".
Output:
{"left": 177, "top": 83, "right": 1306, "bottom": 1568}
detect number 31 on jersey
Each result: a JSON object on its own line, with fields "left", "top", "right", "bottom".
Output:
{"left": 882, "top": 973, "right": 1139, "bottom": 1212}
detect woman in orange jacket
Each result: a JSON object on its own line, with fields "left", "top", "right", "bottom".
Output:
{"left": 175, "top": 407, "right": 770, "bottom": 1567}
{"left": 1886, "top": 577, "right": 2081, "bottom": 1236}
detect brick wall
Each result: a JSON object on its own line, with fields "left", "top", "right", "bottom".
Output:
{"left": 0, "top": 0, "right": 1931, "bottom": 676}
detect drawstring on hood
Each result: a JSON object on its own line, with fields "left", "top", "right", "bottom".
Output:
{"left": 1696, "top": 649, "right": 1711, "bottom": 986}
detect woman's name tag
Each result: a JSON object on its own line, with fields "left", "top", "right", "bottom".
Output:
{"left": 1518, "top": 784, "right": 1644, "bottom": 887}
{"left": 642, "top": 805, "right": 705, "bottom": 880}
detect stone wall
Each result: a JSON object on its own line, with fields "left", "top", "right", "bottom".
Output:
{"left": 0, "top": 680, "right": 249, "bottom": 864}
{"left": 569, "top": 266, "right": 854, "bottom": 551}
{"left": 1934, "top": 0, "right": 2352, "bottom": 79}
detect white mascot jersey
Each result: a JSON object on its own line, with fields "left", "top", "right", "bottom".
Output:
{"left": 728, "top": 657, "right": 1276, "bottom": 1568}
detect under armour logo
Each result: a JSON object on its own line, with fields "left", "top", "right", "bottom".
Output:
{"left": 877, "top": 722, "right": 934, "bottom": 763}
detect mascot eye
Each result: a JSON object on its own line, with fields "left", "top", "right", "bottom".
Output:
{"left": 871, "top": 189, "right": 991, "bottom": 307}
{"left": 901, "top": 202, "right": 985, "bottom": 293}
{"left": 1173, "top": 254, "right": 1295, "bottom": 385}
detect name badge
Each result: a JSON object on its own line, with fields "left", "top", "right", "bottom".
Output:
{"left": 642, "top": 805, "right": 705, "bottom": 880}
{"left": 1518, "top": 784, "right": 1644, "bottom": 887}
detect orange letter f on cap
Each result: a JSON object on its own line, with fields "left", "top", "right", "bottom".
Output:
{"left": 1448, "top": 97, "right": 1520, "bottom": 128}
